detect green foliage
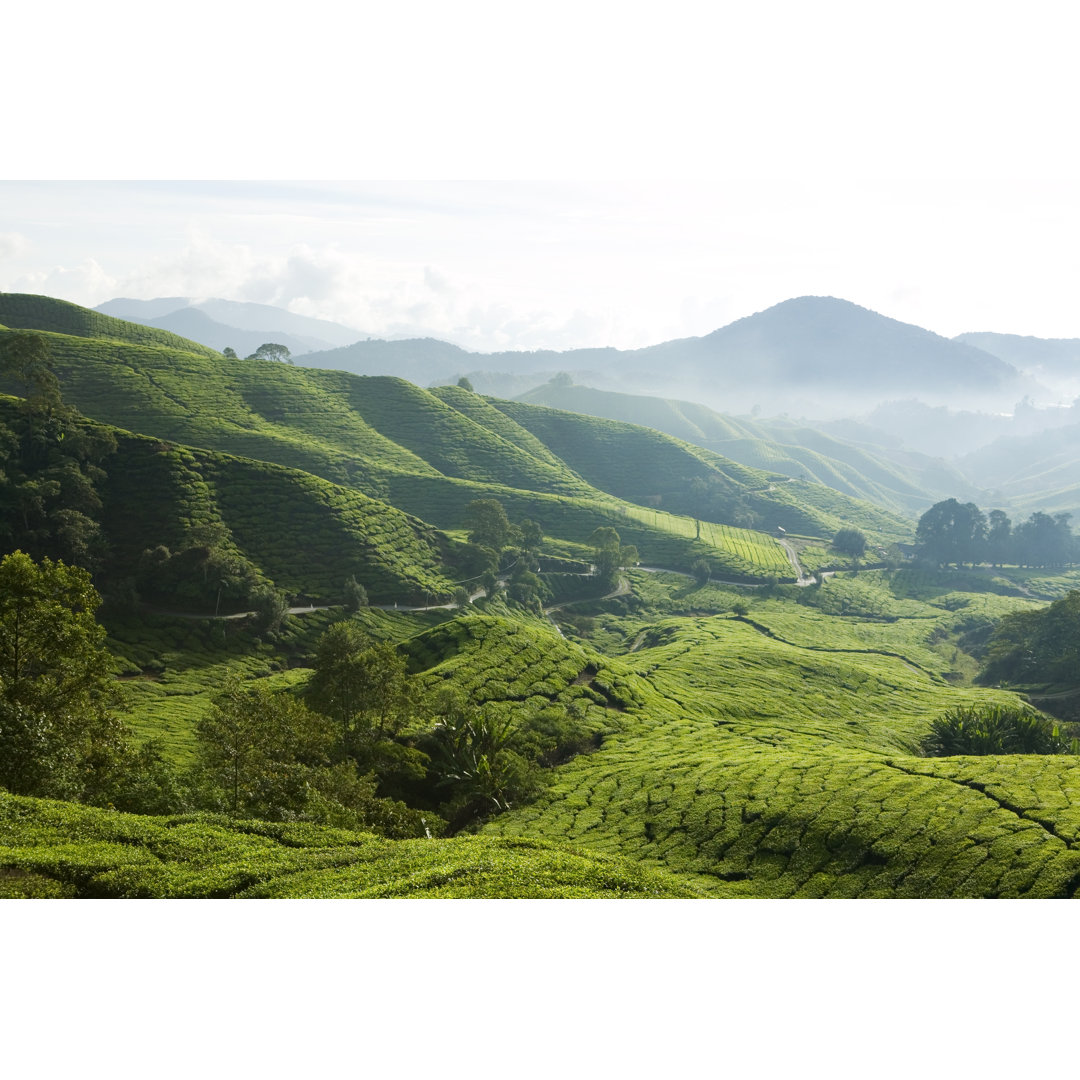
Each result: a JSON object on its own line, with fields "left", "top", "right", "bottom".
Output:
{"left": 250, "top": 584, "right": 289, "bottom": 634}
{"left": 344, "top": 575, "right": 368, "bottom": 611}
{"left": 0, "top": 792, "right": 699, "bottom": 898}
{"left": 426, "top": 692, "right": 539, "bottom": 826}
{"left": 921, "top": 704, "right": 1071, "bottom": 757}
{"left": 916, "top": 498, "right": 987, "bottom": 568}
{"left": 981, "top": 589, "right": 1080, "bottom": 687}
{"left": 194, "top": 676, "right": 334, "bottom": 818}
{"left": 0, "top": 551, "right": 127, "bottom": 801}
{"left": 832, "top": 527, "right": 867, "bottom": 558}
{"left": 0, "top": 293, "right": 220, "bottom": 358}
{"left": 465, "top": 497, "right": 513, "bottom": 552}
{"left": 248, "top": 343, "right": 292, "bottom": 364}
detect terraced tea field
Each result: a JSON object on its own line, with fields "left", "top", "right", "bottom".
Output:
{"left": 483, "top": 573, "right": 1080, "bottom": 898}
{"left": 0, "top": 795, "right": 698, "bottom": 898}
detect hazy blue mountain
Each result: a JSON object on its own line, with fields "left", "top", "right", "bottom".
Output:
{"left": 619, "top": 296, "right": 1034, "bottom": 410}
{"left": 135, "top": 307, "right": 329, "bottom": 358}
{"left": 955, "top": 331, "right": 1080, "bottom": 378}
{"left": 298, "top": 296, "right": 1038, "bottom": 418}
{"left": 95, "top": 297, "right": 364, "bottom": 354}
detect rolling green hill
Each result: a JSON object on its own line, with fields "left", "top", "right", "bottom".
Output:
{"left": 481, "top": 571, "right": 1080, "bottom": 898}
{"left": 14, "top": 294, "right": 1074, "bottom": 900}
{"left": 3, "top": 296, "right": 915, "bottom": 579}
{"left": 0, "top": 292, "right": 221, "bottom": 359}
{"left": 0, "top": 794, "right": 698, "bottom": 898}
{"left": 516, "top": 380, "right": 976, "bottom": 517}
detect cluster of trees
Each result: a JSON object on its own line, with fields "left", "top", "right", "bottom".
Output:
{"left": 223, "top": 343, "right": 293, "bottom": 364}
{"left": 685, "top": 475, "right": 762, "bottom": 530}
{"left": 0, "top": 333, "right": 117, "bottom": 571}
{"left": 831, "top": 528, "right": 868, "bottom": 558}
{"left": 916, "top": 498, "right": 1076, "bottom": 569}
{"left": 1, "top": 549, "right": 597, "bottom": 834}
{"left": 462, "top": 499, "right": 547, "bottom": 609}
{"left": 980, "top": 590, "right": 1080, "bottom": 688}
{"left": 588, "top": 526, "right": 637, "bottom": 588}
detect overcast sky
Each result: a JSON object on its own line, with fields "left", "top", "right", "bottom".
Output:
{"left": 4, "top": 3, "right": 1080, "bottom": 352}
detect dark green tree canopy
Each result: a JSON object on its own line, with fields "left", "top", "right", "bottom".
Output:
{"left": 0, "top": 550, "right": 126, "bottom": 800}
{"left": 248, "top": 343, "right": 292, "bottom": 364}
{"left": 916, "top": 498, "right": 986, "bottom": 568}
{"left": 832, "top": 527, "right": 867, "bottom": 558}
{"left": 465, "top": 498, "right": 513, "bottom": 552}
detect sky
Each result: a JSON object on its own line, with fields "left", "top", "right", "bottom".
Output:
{"left": 7, "top": 178, "right": 1080, "bottom": 352}
{"left": 5, "top": 2, "right": 1080, "bottom": 352}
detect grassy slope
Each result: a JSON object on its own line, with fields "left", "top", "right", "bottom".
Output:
{"left": 93, "top": 424, "right": 460, "bottom": 604}
{"left": 481, "top": 570, "right": 1080, "bottom": 898}
{"left": 1, "top": 316, "right": 812, "bottom": 580}
{"left": 515, "top": 382, "right": 967, "bottom": 518}
{"left": 492, "top": 398, "right": 912, "bottom": 542}
{"left": 0, "top": 292, "right": 221, "bottom": 358}
{"left": 0, "top": 794, "right": 699, "bottom": 898}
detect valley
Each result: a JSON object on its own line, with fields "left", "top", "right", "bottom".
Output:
{"left": 4, "top": 292, "right": 1080, "bottom": 899}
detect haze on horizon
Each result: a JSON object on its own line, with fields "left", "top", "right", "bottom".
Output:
{"left": 4, "top": 180, "right": 1080, "bottom": 355}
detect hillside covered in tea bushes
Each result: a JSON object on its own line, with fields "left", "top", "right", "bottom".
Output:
{"left": 7, "top": 292, "right": 1080, "bottom": 899}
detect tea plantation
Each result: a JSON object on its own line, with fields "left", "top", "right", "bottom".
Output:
{"left": 6, "top": 295, "right": 1080, "bottom": 899}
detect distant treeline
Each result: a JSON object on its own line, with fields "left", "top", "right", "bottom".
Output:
{"left": 916, "top": 498, "right": 1076, "bottom": 569}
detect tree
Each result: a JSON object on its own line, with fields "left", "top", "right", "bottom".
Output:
{"left": 832, "top": 528, "right": 867, "bottom": 559}
{"left": 0, "top": 334, "right": 116, "bottom": 569}
{"left": 465, "top": 499, "right": 512, "bottom": 553}
{"left": 0, "top": 551, "right": 127, "bottom": 800}
{"left": 589, "top": 526, "right": 637, "bottom": 586}
{"left": 306, "top": 622, "right": 425, "bottom": 756}
{"left": 456, "top": 376, "right": 474, "bottom": 391}
{"left": 343, "top": 575, "right": 368, "bottom": 611}
{"left": 1014, "top": 511, "right": 1073, "bottom": 568}
{"left": 986, "top": 510, "right": 1013, "bottom": 568}
{"left": 426, "top": 693, "right": 537, "bottom": 828}
{"left": 520, "top": 518, "right": 543, "bottom": 552}
{"left": 305, "top": 621, "right": 373, "bottom": 741}
{"left": 250, "top": 583, "right": 289, "bottom": 633}
{"left": 248, "top": 343, "right": 292, "bottom": 364}
{"left": 195, "top": 677, "right": 335, "bottom": 818}
{"left": 691, "top": 558, "right": 711, "bottom": 586}
{"left": 915, "top": 499, "right": 986, "bottom": 568}
{"left": 222, "top": 347, "right": 238, "bottom": 360}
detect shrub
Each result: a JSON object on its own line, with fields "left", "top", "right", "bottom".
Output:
{"left": 921, "top": 704, "right": 1072, "bottom": 756}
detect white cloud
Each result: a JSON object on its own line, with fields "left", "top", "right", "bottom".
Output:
{"left": 0, "top": 232, "right": 28, "bottom": 260}
{"left": 12, "top": 259, "right": 115, "bottom": 305}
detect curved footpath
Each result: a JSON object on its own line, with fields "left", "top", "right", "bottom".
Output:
{"left": 138, "top": 545, "right": 833, "bottom": 623}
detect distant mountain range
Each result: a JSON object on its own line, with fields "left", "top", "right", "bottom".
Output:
{"left": 292, "top": 297, "right": 1045, "bottom": 418}
{"left": 94, "top": 297, "right": 365, "bottom": 357}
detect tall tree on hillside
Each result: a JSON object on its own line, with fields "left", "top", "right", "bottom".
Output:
{"left": 195, "top": 677, "right": 335, "bottom": 818}
{"left": 832, "top": 527, "right": 867, "bottom": 558}
{"left": 589, "top": 526, "right": 638, "bottom": 587}
{"left": 915, "top": 498, "right": 986, "bottom": 568}
{"left": 986, "top": 510, "right": 1013, "bottom": 568}
{"left": 305, "top": 622, "right": 429, "bottom": 794}
{"left": 0, "top": 551, "right": 127, "bottom": 800}
{"left": 249, "top": 343, "right": 292, "bottom": 364}
{"left": 0, "top": 334, "right": 115, "bottom": 568}
{"left": 464, "top": 499, "right": 513, "bottom": 553}
{"left": 1014, "top": 511, "right": 1074, "bottom": 568}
